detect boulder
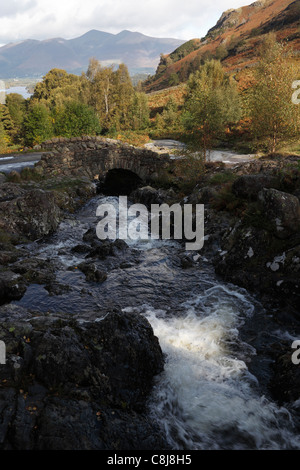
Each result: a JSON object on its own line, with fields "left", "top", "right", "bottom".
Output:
{"left": 258, "top": 188, "right": 300, "bottom": 238}
{"left": 130, "top": 186, "right": 165, "bottom": 208}
{"left": 0, "top": 270, "right": 27, "bottom": 305}
{"left": 78, "top": 262, "right": 107, "bottom": 282}
{"left": 0, "top": 310, "right": 165, "bottom": 449}
{"left": 0, "top": 183, "right": 26, "bottom": 202}
{"left": 232, "top": 174, "right": 278, "bottom": 200}
{"left": 187, "top": 185, "right": 218, "bottom": 204}
{"left": 11, "top": 257, "right": 57, "bottom": 285}
{"left": 0, "top": 189, "right": 62, "bottom": 240}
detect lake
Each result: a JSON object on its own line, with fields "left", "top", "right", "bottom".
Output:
{"left": 0, "top": 86, "right": 32, "bottom": 99}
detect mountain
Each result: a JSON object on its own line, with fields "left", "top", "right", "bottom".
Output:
{"left": 0, "top": 30, "right": 185, "bottom": 78}
{"left": 144, "top": 0, "right": 300, "bottom": 91}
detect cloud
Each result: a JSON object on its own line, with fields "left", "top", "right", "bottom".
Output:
{"left": 0, "top": 0, "right": 252, "bottom": 44}
{"left": 0, "top": 0, "right": 37, "bottom": 18}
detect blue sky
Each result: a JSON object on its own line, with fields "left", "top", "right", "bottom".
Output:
{"left": 0, "top": 0, "right": 252, "bottom": 44}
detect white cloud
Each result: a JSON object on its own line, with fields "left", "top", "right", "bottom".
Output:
{"left": 0, "top": 0, "right": 37, "bottom": 18}
{"left": 0, "top": 0, "right": 253, "bottom": 43}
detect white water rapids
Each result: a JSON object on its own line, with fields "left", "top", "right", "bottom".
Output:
{"left": 125, "top": 291, "right": 300, "bottom": 450}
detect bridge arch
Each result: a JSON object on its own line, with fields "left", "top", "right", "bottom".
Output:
{"left": 98, "top": 168, "right": 143, "bottom": 195}
{"left": 36, "top": 136, "right": 173, "bottom": 186}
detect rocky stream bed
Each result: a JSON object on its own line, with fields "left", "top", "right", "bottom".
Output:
{"left": 0, "top": 150, "right": 300, "bottom": 450}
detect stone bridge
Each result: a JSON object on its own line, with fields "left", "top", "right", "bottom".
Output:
{"left": 36, "top": 137, "right": 174, "bottom": 192}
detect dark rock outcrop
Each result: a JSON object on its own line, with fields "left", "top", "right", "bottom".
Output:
{"left": 231, "top": 174, "right": 279, "bottom": 200}
{"left": 0, "top": 189, "right": 62, "bottom": 241}
{"left": 258, "top": 188, "right": 300, "bottom": 239}
{"left": 130, "top": 186, "right": 176, "bottom": 208}
{"left": 78, "top": 262, "right": 107, "bottom": 282}
{"left": 0, "top": 309, "right": 165, "bottom": 450}
{"left": 0, "top": 270, "right": 27, "bottom": 305}
{"left": 0, "top": 183, "right": 26, "bottom": 202}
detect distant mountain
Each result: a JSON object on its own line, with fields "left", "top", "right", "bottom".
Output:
{"left": 0, "top": 30, "right": 185, "bottom": 78}
{"left": 144, "top": 0, "right": 300, "bottom": 91}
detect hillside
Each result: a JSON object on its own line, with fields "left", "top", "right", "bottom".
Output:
{"left": 144, "top": 0, "right": 300, "bottom": 92}
{"left": 0, "top": 30, "right": 185, "bottom": 79}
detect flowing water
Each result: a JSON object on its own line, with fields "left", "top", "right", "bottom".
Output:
{"left": 13, "top": 193, "right": 300, "bottom": 450}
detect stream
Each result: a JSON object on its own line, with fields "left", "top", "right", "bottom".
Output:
{"left": 12, "top": 192, "right": 300, "bottom": 450}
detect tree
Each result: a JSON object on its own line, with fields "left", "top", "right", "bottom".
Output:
{"left": 32, "top": 69, "right": 81, "bottom": 110}
{"left": 85, "top": 59, "right": 135, "bottom": 133}
{"left": 248, "top": 35, "right": 300, "bottom": 153}
{"left": 182, "top": 59, "right": 241, "bottom": 160}
{"left": 128, "top": 92, "right": 150, "bottom": 130}
{"left": 0, "top": 106, "right": 11, "bottom": 149}
{"left": 5, "top": 93, "right": 26, "bottom": 143}
{"left": 21, "top": 103, "right": 53, "bottom": 146}
{"left": 0, "top": 104, "right": 14, "bottom": 136}
{"left": 112, "top": 63, "right": 134, "bottom": 130}
{"left": 54, "top": 101, "right": 101, "bottom": 137}
{"left": 160, "top": 97, "right": 180, "bottom": 131}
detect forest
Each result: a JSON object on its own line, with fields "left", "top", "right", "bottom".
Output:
{"left": 0, "top": 34, "right": 300, "bottom": 157}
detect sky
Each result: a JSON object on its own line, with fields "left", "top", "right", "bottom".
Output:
{"left": 0, "top": 0, "right": 252, "bottom": 45}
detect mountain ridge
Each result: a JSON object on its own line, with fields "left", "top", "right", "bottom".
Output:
{"left": 144, "top": 0, "right": 299, "bottom": 92}
{"left": 0, "top": 29, "right": 185, "bottom": 78}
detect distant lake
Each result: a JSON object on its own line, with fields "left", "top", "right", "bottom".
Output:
{"left": 0, "top": 86, "right": 32, "bottom": 99}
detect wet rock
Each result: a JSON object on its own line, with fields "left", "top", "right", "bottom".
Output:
{"left": 180, "top": 254, "right": 194, "bottom": 269}
{"left": 44, "top": 282, "right": 71, "bottom": 296}
{"left": 130, "top": 186, "right": 176, "bottom": 209}
{"left": 0, "top": 310, "right": 165, "bottom": 449}
{"left": 0, "top": 189, "right": 62, "bottom": 241}
{"left": 70, "top": 244, "right": 91, "bottom": 254}
{"left": 0, "top": 270, "right": 27, "bottom": 305}
{"left": 78, "top": 262, "right": 107, "bottom": 282}
{"left": 112, "top": 239, "right": 128, "bottom": 251}
{"left": 88, "top": 240, "right": 114, "bottom": 259}
{"left": 82, "top": 227, "right": 97, "bottom": 244}
{"left": 130, "top": 186, "right": 165, "bottom": 208}
{"left": 11, "top": 257, "right": 56, "bottom": 285}
{"left": 0, "top": 248, "right": 21, "bottom": 265}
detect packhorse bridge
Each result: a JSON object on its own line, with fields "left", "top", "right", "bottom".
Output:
{"left": 36, "top": 136, "right": 174, "bottom": 193}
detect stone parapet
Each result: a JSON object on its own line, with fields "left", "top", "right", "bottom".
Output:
{"left": 37, "top": 136, "right": 172, "bottom": 182}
